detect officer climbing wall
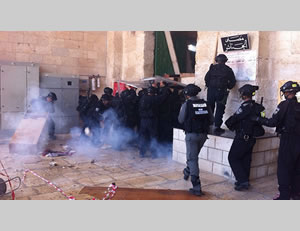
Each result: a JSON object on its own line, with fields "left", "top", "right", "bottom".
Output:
{"left": 225, "top": 84, "right": 265, "bottom": 191}
{"left": 252, "top": 81, "right": 300, "bottom": 200}
{"left": 178, "top": 84, "right": 214, "bottom": 196}
{"left": 205, "top": 54, "right": 236, "bottom": 134}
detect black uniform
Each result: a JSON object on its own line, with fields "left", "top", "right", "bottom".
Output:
{"left": 178, "top": 84, "right": 214, "bottom": 196}
{"left": 257, "top": 96, "right": 300, "bottom": 199}
{"left": 205, "top": 63, "right": 236, "bottom": 129}
{"left": 157, "top": 86, "right": 173, "bottom": 148}
{"left": 138, "top": 89, "right": 169, "bottom": 158}
{"left": 225, "top": 100, "right": 265, "bottom": 189}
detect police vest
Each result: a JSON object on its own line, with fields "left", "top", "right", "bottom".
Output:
{"left": 239, "top": 102, "right": 265, "bottom": 137}
{"left": 184, "top": 99, "right": 210, "bottom": 133}
{"left": 208, "top": 64, "right": 230, "bottom": 89}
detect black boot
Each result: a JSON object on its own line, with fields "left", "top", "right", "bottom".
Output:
{"left": 234, "top": 181, "right": 250, "bottom": 191}
{"left": 183, "top": 167, "right": 190, "bottom": 181}
{"left": 189, "top": 176, "right": 204, "bottom": 196}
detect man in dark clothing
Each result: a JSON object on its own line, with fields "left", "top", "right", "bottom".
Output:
{"left": 30, "top": 92, "right": 57, "bottom": 140}
{"left": 178, "top": 84, "right": 214, "bottom": 196}
{"left": 225, "top": 84, "right": 265, "bottom": 191}
{"left": 157, "top": 81, "right": 173, "bottom": 155}
{"left": 205, "top": 54, "right": 236, "bottom": 134}
{"left": 83, "top": 94, "right": 100, "bottom": 145}
{"left": 252, "top": 81, "right": 300, "bottom": 200}
{"left": 138, "top": 86, "right": 170, "bottom": 158}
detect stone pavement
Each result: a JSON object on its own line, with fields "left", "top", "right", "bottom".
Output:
{"left": 0, "top": 133, "right": 278, "bottom": 200}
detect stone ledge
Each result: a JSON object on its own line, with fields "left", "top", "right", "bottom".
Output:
{"left": 172, "top": 128, "right": 279, "bottom": 180}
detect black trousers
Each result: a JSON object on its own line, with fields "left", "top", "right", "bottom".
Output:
{"left": 277, "top": 133, "right": 300, "bottom": 199}
{"left": 47, "top": 117, "right": 55, "bottom": 137}
{"left": 207, "top": 87, "right": 229, "bottom": 128}
{"left": 228, "top": 136, "right": 256, "bottom": 183}
{"left": 139, "top": 118, "right": 158, "bottom": 157}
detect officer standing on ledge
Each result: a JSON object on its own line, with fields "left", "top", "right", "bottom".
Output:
{"left": 205, "top": 54, "right": 236, "bottom": 134}
{"left": 225, "top": 84, "right": 265, "bottom": 191}
{"left": 252, "top": 81, "right": 300, "bottom": 200}
{"left": 178, "top": 84, "right": 214, "bottom": 196}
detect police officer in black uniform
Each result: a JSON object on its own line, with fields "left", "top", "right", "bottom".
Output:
{"left": 138, "top": 86, "right": 169, "bottom": 158}
{"left": 178, "top": 84, "right": 214, "bottom": 196}
{"left": 225, "top": 84, "right": 265, "bottom": 191}
{"left": 205, "top": 54, "right": 236, "bottom": 134}
{"left": 252, "top": 81, "right": 300, "bottom": 199}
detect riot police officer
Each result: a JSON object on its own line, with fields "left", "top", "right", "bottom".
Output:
{"left": 252, "top": 81, "right": 300, "bottom": 199}
{"left": 225, "top": 84, "right": 265, "bottom": 191}
{"left": 138, "top": 86, "right": 169, "bottom": 158}
{"left": 178, "top": 84, "right": 214, "bottom": 196}
{"left": 205, "top": 54, "right": 236, "bottom": 134}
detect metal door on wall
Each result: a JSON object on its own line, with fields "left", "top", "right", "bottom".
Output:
{"left": 0, "top": 65, "right": 27, "bottom": 112}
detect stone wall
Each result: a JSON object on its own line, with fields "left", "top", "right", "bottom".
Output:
{"left": 105, "top": 31, "right": 155, "bottom": 88}
{"left": 0, "top": 31, "right": 107, "bottom": 96}
{"left": 172, "top": 128, "right": 279, "bottom": 180}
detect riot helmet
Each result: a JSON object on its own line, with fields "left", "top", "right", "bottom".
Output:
{"left": 238, "top": 84, "right": 259, "bottom": 98}
{"left": 183, "top": 84, "right": 201, "bottom": 97}
{"left": 147, "top": 86, "right": 156, "bottom": 95}
{"left": 104, "top": 87, "right": 113, "bottom": 95}
{"left": 215, "top": 54, "right": 228, "bottom": 63}
{"left": 47, "top": 92, "right": 57, "bottom": 101}
{"left": 280, "top": 81, "right": 300, "bottom": 93}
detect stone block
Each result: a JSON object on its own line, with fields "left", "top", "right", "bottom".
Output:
{"left": 70, "top": 32, "right": 84, "bottom": 41}
{"left": 178, "top": 129, "right": 186, "bottom": 141}
{"left": 16, "top": 53, "right": 30, "bottom": 62}
{"left": 212, "top": 163, "right": 232, "bottom": 178}
{"left": 204, "top": 135, "right": 215, "bottom": 148}
{"left": 215, "top": 136, "right": 233, "bottom": 152}
{"left": 271, "top": 137, "right": 280, "bottom": 149}
{"left": 177, "top": 152, "right": 186, "bottom": 164}
{"left": 35, "top": 46, "right": 51, "bottom": 55}
{"left": 251, "top": 152, "right": 265, "bottom": 167}
{"left": 249, "top": 167, "right": 257, "bottom": 180}
{"left": 256, "top": 165, "right": 268, "bottom": 178}
{"left": 64, "top": 40, "right": 80, "bottom": 49}
{"left": 264, "top": 150, "right": 278, "bottom": 164}
{"left": 88, "top": 51, "right": 97, "bottom": 59}
{"left": 255, "top": 138, "right": 272, "bottom": 152}
{"left": 69, "top": 49, "right": 83, "bottom": 58}
{"left": 52, "top": 47, "right": 69, "bottom": 57}
{"left": 172, "top": 151, "right": 178, "bottom": 161}
{"left": 222, "top": 151, "right": 230, "bottom": 166}
{"left": 208, "top": 148, "right": 223, "bottom": 164}
{"left": 173, "top": 128, "right": 179, "bottom": 139}
{"left": 268, "top": 163, "right": 277, "bottom": 175}
{"left": 199, "top": 147, "right": 208, "bottom": 160}
{"left": 199, "top": 159, "right": 213, "bottom": 173}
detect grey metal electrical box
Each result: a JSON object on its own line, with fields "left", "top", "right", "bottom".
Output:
{"left": 40, "top": 74, "right": 79, "bottom": 134}
{"left": 0, "top": 61, "right": 39, "bottom": 130}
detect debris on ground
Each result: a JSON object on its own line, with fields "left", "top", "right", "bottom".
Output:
{"left": 91, "top": 159, "right": 95, "bottom": 164}
{"left": 49, "top": 161, "right": 58, "bottom": 167}
{"left": 41, "top": 145, "right": 76, "bottom": 157}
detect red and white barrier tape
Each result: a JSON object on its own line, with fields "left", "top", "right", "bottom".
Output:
{"left": 102, "top": 183, "right": 118, "bottom": 200}
{"left": 0, "top": 160, "right": 15, "bottom": 200}
{"left": 22, "top": 169, "right": 75, "bottom": 200}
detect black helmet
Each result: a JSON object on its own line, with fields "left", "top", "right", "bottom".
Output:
{"left": 147, "top": 86, "right": 156, "bottom": 94}
{"left": 238, "top": 84, "right": 259, "bottom": 97}
{"left": 104, "top": 87, "right": 113, "bottom": 95}
{"left": 280, "top": 81, "right": 300, "bottom": 93}
{"left": 101, "top": 94, "right": 111, "bottom": 102}
{"left": 120, "top": 89, "right": 130, "bottom": 98}
{"left": 183, "top": 84, "right": 201, "bottom": 97}
{"left": 47, "top": 92, "right": 57, "bottom": 101}
{"left": 215, "top": 54, "right": 228, "bottom": 63}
